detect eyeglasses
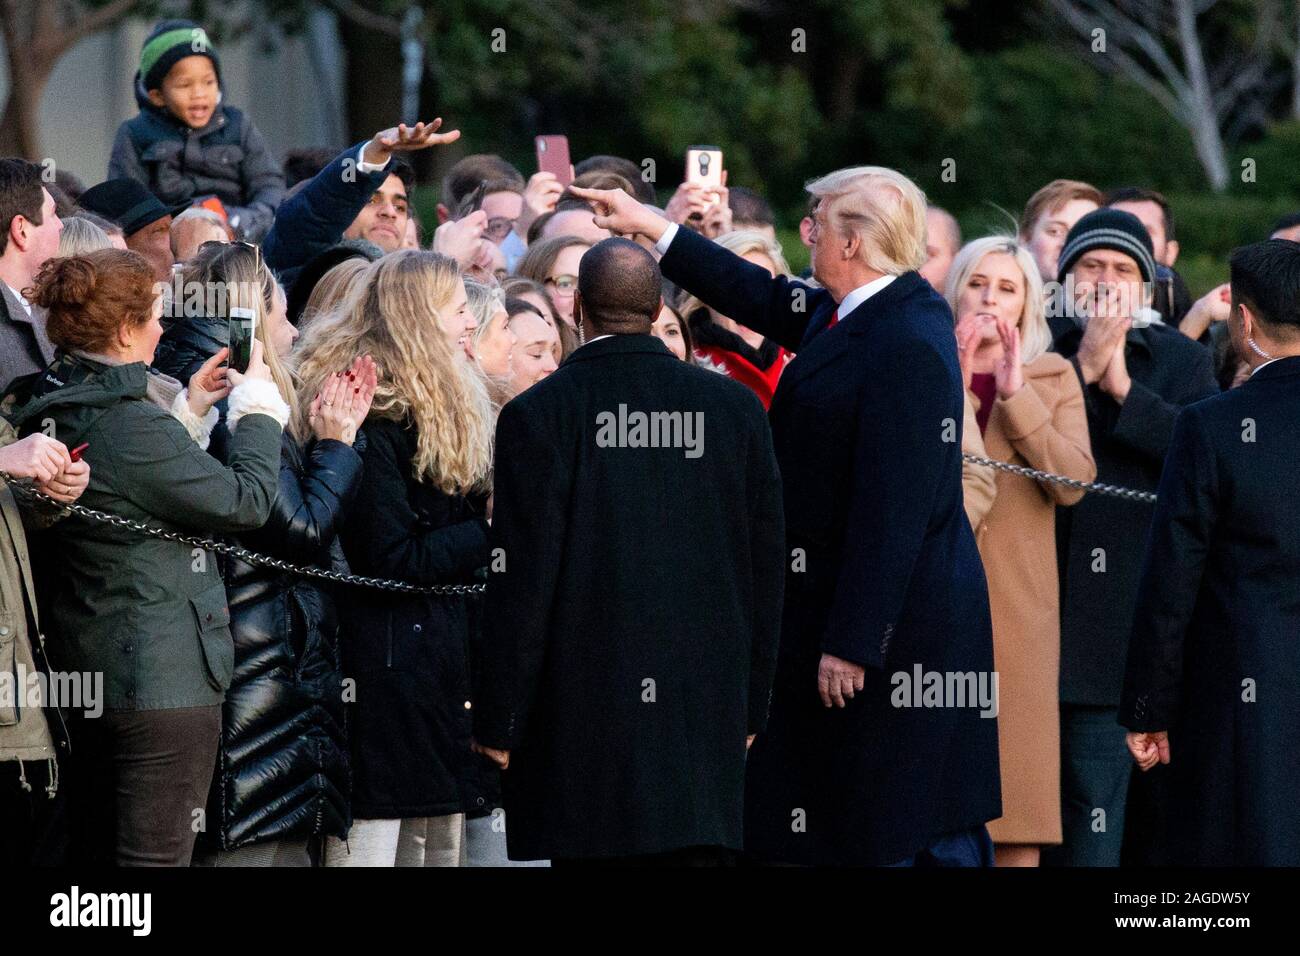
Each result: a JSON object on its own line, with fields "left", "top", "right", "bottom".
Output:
{"left": 546, "top": 273, "right": 578, "bottom": 293}
{"left": 806, "top": 213, "right": 830, "bottom": 244}
{"left": 485, "top": 217, "right": 516, "bottom": 242}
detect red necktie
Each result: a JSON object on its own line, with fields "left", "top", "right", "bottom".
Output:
{"left": 826, "top": 308, "right": 840, "bottom": 330}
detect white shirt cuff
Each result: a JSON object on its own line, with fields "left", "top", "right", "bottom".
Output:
{"left": 654, "top": 222, "right": 680, "bottom": 255}
{"left": 355, "top": 141, "right": 391, "bottom": 174}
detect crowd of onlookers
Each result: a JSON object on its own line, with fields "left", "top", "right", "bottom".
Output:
{"left": 0, "top": 17, "right": 1292, "bottom": 868}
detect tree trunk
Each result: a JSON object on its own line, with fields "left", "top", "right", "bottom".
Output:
{"left": 1174, "top": 0, "right": 1229, "bottom": 191}
{"left": 0, "top": 56, "right": 52, "bottom": 159}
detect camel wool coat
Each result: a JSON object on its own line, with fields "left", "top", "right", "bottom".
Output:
{"left": 963, "top": 352, "right": 1095, "bottom": 845}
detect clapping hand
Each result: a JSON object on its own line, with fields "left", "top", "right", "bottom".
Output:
{"left": 993, "top": 317, "right": 1023, "bottom": 399}
{"left": 309, "top": 355, "right": 378, "bottom": 446}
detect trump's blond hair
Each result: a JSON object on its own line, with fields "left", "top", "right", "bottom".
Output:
{"left": 806, "top": 166, "right": 928, "bottom": 275}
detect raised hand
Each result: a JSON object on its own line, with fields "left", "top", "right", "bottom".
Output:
{"left": 516, "top": 171, "right": 564, "bottom": 240}
{"left": 434, "top": 210, "right": 489, "bottom": 268}
{"left": 700, "top": 184, "right": 733, "bottom": 239}
{"left": 362, "top": 119, "right": 461, "bottom": 167}
{"left": 993, "top": 317, "right": 1023, "bottom": 399}
{"left": 228, "top": 339, "right": 273, "bottom": 388}
{"left": 187, "top": 347, "right": 232, "bottom": 417}
{"left": 664, "top": 182, "right": 714, "bottom": 225}
{"left": 954, "top": 314, "right": 985, "bottom": 391}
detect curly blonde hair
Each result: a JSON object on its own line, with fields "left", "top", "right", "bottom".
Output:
{"left": 291, "top": 250, "right": 494, "bottom": 494}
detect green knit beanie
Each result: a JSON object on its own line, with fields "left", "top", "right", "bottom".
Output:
{"left": 140, "top": 19, "right": 221, "bottom": 91}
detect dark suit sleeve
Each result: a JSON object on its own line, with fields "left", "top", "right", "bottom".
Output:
{"left": 820, "top": 336, "right": 953, "bottom": 670}
{"left": 344, "top": 422, "right": 489, "bottom": 585}
{"left": 1119, "top": 406, "right": 1218, "bottom": 731}
{"left": 1110, "top": 344, "right": 1217, "bottom": 464}
{"left": 475, "top": 399, "right": 569, "bottom": 749}
{"left": 658, "top": 226, "right": 825, "bottom": 353}
{"left": 745, "top": 401, "right": 785, "bottom": 734}
{"left": 262, "top": 142, "right": 389, "bottom": 279}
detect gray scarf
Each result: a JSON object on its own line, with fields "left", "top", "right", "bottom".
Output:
{"left": 73, "top": 350, "right": 184, "bottom": 411}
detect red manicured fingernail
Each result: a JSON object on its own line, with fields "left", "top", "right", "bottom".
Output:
{"left": 354, "top": 388, "right": 360, "bottom": 394}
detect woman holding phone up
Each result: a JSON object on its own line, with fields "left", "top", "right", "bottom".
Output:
{"left": 169, "top": 243, "right": 381, "bottom": 868}
{"left": 4, "top": 248, "right": 288, "bottom": 866}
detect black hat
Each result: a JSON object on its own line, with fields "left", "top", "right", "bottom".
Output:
{"left": 78, "top": 179, "right": 187, "bottom": 237}
{"left": 286, "top": 240, "right": 384, "bottom": 326}
{"left": 140, "top": 19, "right": 221, "bottom": 92}
{"left": 1056, "top": 207, "right": 1158, "bottom": 286}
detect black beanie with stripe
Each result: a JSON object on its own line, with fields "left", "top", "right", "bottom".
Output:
{"left": 1056, "top": 207, "right": 1157, "bottom": 286}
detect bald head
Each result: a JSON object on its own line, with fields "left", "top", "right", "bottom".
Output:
{"left": 576, "top": 238, "right": 662, "bottom": 335}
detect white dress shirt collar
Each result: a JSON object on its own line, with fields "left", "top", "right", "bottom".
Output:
{"left": 835, "top": 274, "right": 896, "bottom": 321}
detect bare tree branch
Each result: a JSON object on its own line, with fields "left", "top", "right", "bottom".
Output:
{"left": 44, "top": 0, "right": 142, "bottom": 59}
{"left": 1048, "top": 0, "right": 1187, "bottom": 115}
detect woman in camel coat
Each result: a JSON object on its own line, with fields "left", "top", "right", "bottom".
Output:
{"left": 950, "top": 237, "right": 1096, "bottom": 867}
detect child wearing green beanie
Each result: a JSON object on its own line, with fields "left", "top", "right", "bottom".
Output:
{"left": 108, "top": 18, "right": 284, "bottom": 242}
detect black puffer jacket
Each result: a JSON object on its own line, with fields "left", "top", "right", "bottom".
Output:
{"left": 204, "top": 430, "right": 363, "bottom": 850}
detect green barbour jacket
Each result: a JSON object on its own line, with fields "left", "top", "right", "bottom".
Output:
{"left": 4, "top": 354, "right": 282, "bottom": 710}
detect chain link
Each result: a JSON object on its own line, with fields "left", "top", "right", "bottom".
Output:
{"left": 961, "top": 453, "right": 1158, "bottom": 504}
{"left": 0, "top": 472, "right": 486, "bottom": 595}
{"left": 1, "top": 453, "right": 1153, "bottom": 597}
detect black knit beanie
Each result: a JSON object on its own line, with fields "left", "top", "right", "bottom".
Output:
{"left": 1056, "top": 207, "right": 1157, "bottom": 286}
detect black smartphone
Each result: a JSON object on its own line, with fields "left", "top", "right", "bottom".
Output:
{"left": 457, "top": 181, "right": 488, "bottom": 220}
{"left": 228, "top": 306, "right": 256, "bottom": 374}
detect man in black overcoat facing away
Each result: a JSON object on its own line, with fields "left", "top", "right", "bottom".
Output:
{"left": 1122, "top": 240, "right": 1300, "bottom": 866}
{"left": 472, "top": 238, "right": 786, "bottom": 865}
{"left": 571, "top": 168, "right": 1001, "bottom": 866}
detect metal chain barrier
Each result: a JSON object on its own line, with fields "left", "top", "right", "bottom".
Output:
{"left": 961, "top": 453, "right": 1158, "bottom": 504}
{"left": 1, "top": 455, "right": 1154, "bottom": 597}
{"left": 0, "top": 472, "right": 486, "bottom": 596}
